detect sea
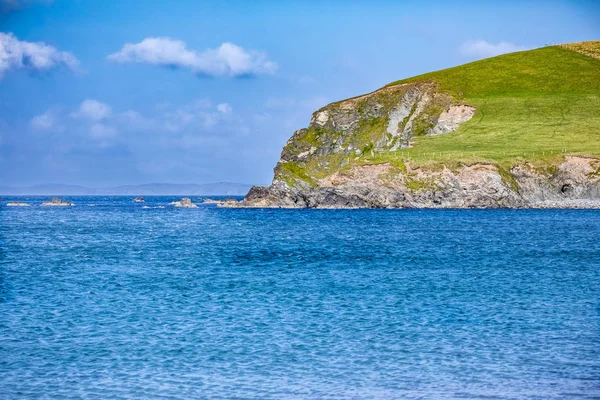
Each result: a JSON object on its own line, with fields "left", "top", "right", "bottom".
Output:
{"left": 1, "top": 196, "right": 599, "bottom": 399}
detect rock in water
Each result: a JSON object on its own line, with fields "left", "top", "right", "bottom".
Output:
{"left": 41, "top": 197, "right": 74, "bottom": 207}
{"left": 203, "top": 198, "right": 239, "bottom": 207}
{"left": 133, "top": 197, "right": 145, "bottom": 203}
{"left": 6, "top": 202, "right": 30, "bottom": 207}
{"left": 171, "top": 197, "right": 198, "bottom": 208}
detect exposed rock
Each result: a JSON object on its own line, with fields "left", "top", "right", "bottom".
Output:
{"left": 233, "top": 157, "right": 600, "bottom": 209}
{"left": 203, "top": 198, "right": 238, "bottom": 206}
{"left": 41, "top": 197, "right": 74, "bottom": 207}
{"left": 272, "top": 83, "right": 472, "bottom": 186}
{"left": 133, "top": 197, "right": 145, "bottom": 203}
{"left": 170, "top": 197, "right": 198, "bottom": 208}
{"left": 216, "top": 199, "right": 241, "bottom": 208}
{"left": 430, "top": 105, "right": 475, "bottom": 135}
{"left": 6, "top": 202, "right": 30, "bottom": 207}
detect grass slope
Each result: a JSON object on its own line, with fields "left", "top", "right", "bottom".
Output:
{"left": 369, "top": 42, "right": 600, "bottom": 169}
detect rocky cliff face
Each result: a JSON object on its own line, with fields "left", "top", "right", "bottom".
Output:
{"left": 273, "top": 83, "right": 474, "bottom": 187}
{"left": 242, "top": 157, "right": 600, "bottom": 208}
{"left": 238, "top": 83, "right": 600, "bottom": 209}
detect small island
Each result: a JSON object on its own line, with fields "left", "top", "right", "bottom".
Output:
{"left": 170, "top": 197, "right": 198, "bottom": 208}
{"left": 41, "top": 197, "right": 74, "bottom": 207}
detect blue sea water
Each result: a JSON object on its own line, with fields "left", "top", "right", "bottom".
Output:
{"left": 0, "top": 196, "right": 599, "bottom": 399}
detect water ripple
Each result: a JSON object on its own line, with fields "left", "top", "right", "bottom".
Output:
{"left": 0, "top": 197, "right": 599, "bottom": 398}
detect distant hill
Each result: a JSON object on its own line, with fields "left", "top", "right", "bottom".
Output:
{"left": 0, "top": 182, "right": 253, "bottom": 196}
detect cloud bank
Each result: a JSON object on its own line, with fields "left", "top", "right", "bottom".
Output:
{"left": 0, "top": 32, "right": 79, "bottom": 78}
{"left": 31, "top": 98, "right": 239, "bottom": 144}
{"left": 107, "top": 38, "right": 277, "bottom": 77}
{"left": 459, "top": 40, "right": 528, "bottom": 59}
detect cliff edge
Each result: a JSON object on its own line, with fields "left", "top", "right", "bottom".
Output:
{"left": 238, "top": 41, "right": 600, "bottom": 208}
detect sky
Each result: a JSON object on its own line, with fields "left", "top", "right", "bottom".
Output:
{"left": 0, "top": 0, "right": 598, "bottom": 187}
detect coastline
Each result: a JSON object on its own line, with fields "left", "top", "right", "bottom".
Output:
{"left": 229, "top": 156, "right": 600, "bottom": 209}
{"left": 221, "top": 199, "right": 600, "bottom": 209}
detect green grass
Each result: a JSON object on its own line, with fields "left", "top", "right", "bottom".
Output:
{"left": 381, "top": 44, "right": 600, "bottom": 168}
{"left": 279, "top": 42, "right": 600, "bottom": 185}
{"left": 388, "top": 45, "right": 600, "bottom": 96}
{"left": 280, "top": 162, "right": 317, "bottom": 187}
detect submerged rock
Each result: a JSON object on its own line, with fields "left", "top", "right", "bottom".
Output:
{"left": 41, "top": 197, "right": 74, "bottom": 207}
{"left": 170, "top": 197, "right": 198, "bottom": 208}
{"left": 133, "top": 196, "right": 145, "bottom": 203}
{"left": 6, "top": 201, "right": 30, "bottom": 207}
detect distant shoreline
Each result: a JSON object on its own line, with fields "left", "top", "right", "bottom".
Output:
{"left": 0, "top": 183, "right": 254, "bottom": 197}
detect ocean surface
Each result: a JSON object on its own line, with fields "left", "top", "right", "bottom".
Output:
{"left": 1, "top": 196, "right": 599, "bottom": 399}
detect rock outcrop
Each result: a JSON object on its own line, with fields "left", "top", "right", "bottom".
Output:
{"left": 171, "top": 197, "right": 198, "bottom": 208}
{"left": 237, "top": 157, "right": 600, "bottom": 208}
{"left": 278, "top": 83, "right": 471, "bottom": 174}
{"left": 6, "top": 202, "right": 30, "bottom": 207}
{"left": 203, "top": 198, "right": 239, "bottom": 207}
{"left": 133, "top": 197, "right": 145, "bottom": 203}
{"left": 41, "top": 197, "right": 74, "bottom": 207}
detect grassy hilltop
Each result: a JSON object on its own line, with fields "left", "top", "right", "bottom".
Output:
{"left": 383, "top": 41, "right": 600, "bottom": 165}
{"left": 278, "top": 41, "right": 600, "bottom": 186}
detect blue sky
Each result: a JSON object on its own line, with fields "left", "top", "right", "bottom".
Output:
{"left": 0, "top": 0, "right": 598, "bottom": 186}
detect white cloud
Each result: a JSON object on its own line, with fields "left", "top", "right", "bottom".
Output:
{"left": 459, "top": 40, "right": 528, "bottom": 59}
{"left": 162, "top": 102, "right": 234, "bottom": 132}
{"left": 89, "top": 123, "right": 117, "bottom": 139}
{"left": 29, "top": 98, "right": 239, "bottom": 149}
{"left": 30, "top": 110, "right": 57, "bottom": 130}
{"left": 117, "top": 110, "right": 156, "bottom": 130}
{"left": 0, "top": 32, "right": 79, "bottom": 78}
{"left": 71, "top": 99, "right": 112, "bottom": 121}
{"left": 107, "top": 38, "right": 277, "bottom": 77}
{"left": 217, "top": 103, "right": 232, "bottom": 114}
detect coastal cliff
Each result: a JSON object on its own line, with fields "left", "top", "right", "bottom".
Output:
{"left": 243, "top": 156, "right": 600, "bottom": 208}
{"left": 239, "top": 41, "right": 600, "bottom": 208}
